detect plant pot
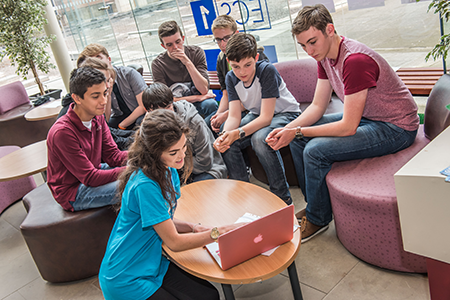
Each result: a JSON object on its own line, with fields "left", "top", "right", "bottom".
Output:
{"left": 29, "top": 89, "right": 62, "bottom": 101}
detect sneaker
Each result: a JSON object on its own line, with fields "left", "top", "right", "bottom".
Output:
{"left": 300, "top": 216, "right": 329, "bottom": 243}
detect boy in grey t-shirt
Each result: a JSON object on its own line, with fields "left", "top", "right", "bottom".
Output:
{"left": 213, "top": 33, "right": 300, "bottom": 204}
{"left": 142, "top": 83, "right": 227, "bottom": 182}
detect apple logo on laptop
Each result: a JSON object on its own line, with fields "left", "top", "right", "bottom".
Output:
{"left": 253, "top": 234, "right": 263, "bottom": 243}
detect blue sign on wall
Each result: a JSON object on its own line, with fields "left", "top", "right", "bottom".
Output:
{"left": 191, "top": 0, "right": 272, "bottom": 36}
{"left": 190, "top": 0, "right": 217, "bottom": 36}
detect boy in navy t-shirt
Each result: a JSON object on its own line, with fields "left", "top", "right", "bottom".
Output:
{"left": 213, "top": 33, "right": 300, "bottom": 204}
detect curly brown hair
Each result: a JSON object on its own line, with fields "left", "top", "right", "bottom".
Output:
{"left": 116, "top": 109, "right": 193, "bottom": 211}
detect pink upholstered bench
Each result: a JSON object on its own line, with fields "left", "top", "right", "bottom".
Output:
{"left": 0, "top": 81, "right": 56, "bottom": 147}
{"left": 326, "top": 128, "right": 428, "bottom": 272}
{"left": 0, "top": 145, "right": 36, "bottom": 215}
{"left": 326, "top": 74, "right": 450, "bottom": 273}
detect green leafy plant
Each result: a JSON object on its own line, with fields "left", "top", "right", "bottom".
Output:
{"left": 0, "top": 0, "right": 55, "bottom": 95}
{"left": 425, "top": 0, "right": 450, "bottom": 62}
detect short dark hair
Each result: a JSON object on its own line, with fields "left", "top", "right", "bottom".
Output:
{"left": 225, "top": 33, "right": 257, "bottom": 62}
{"left": 69, "top": 67, "right": 106, "bottom": 99}
{"left": 292, "top": 4, "right": 334, "bottom": 36}
{"left": 142, "top": 82, "right": 174, "bottom": 111}
{"left": 158, "top": 21, "right": 183, "bottom": 43}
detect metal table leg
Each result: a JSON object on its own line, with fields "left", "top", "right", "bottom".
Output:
{"left": 288, "top": 261, "right": 303, "bottom": 300}
{"left": 221, "top": 284, "right": 236, "bottom": 300}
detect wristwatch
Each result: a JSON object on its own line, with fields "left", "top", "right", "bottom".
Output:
{"left": 210, "top": 227, "right": 220, "bottom": 241}
{"left": 295, "top": 126, "right": 304, "bottom": 139}
{"left": 237, "top": 127, "right": 246, "bottom": 139}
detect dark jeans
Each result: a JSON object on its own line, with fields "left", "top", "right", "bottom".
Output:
{"left": 108, "top": 113, "right": 144, "bottom": 130}
{"left": 147, "top": 263, "right": 219, "bottom": 300}
{"left": 221, "top": 111, "right": 299, "bottom": 204}
{"left": 192, "top": 98, "right": 218, "bottom": 120}
{"left": 290, "top": 113, "right": 418, "bottom": 226}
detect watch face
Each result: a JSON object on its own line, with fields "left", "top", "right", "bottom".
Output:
{"left": 211, "top": 227, "right": 220, "bottom": 239}
{"left": 238, "top": 128, "right": 245, "bottom": 139}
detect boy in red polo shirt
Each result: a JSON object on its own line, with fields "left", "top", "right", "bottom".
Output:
{"left": 47, "top": 67, "right": 127, "bottom": 211}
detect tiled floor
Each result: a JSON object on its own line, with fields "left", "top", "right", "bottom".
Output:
{"left": 0, "top": 174, "right": 430, "bottom": 300}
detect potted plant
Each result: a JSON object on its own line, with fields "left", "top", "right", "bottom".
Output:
{"left": 0, "top": 0, "right": 59, "bottom": 99}
{"left": 425, "top": 0, "right": 450, "bottom": 72}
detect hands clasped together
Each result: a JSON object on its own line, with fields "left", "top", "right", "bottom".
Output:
{"left": 265, "top": 127, "right": 297, "bottom": 151}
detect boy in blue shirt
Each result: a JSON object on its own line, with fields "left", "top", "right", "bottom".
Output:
{"left": 213, "top": 33, "right": 300, "bottom": 204}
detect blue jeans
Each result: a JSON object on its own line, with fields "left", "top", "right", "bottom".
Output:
{"left": 193, "top": 98, "right": 218, "bottom": 120}
{"left": 222, "top": 112, "right": 299, "bottom": 204}
{"left": 188, "top": 172, "right": 215, "bottom": 183}
{"left": 289, "top": 113, "right": 417, "bottom": 226}
{"left": 71, "top": 164, "right": 120, "bottom": 211}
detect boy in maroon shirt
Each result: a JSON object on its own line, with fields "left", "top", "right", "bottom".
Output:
{"left": 47, "top": 67, "right": 128, "bottom": 211}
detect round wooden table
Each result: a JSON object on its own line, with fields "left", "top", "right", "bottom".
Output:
{"left": 0, "top": 140, "right": 48, "bottom": 182}
{"left": 25, "top": 99, "right": 62, "bottom": 121}
{"left": 163, "top": 179, "right": 302, "bottom": 300}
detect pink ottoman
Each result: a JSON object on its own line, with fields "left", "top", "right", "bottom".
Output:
{"left": 326, "top": 126, "right": 428, "bottom": 273}
{"left": 0, "top": 146, "right": 37, "bottom": 214}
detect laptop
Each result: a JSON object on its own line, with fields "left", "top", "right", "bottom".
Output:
{"left": 205, "top": 205, "right": 295, "bottom": 270}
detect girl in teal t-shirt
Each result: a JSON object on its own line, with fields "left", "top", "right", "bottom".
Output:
{"left": 99, "top": 110, "right": 240, "bottom": 300}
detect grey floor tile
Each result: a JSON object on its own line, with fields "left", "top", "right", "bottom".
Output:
{"left": 0, "top": 252, "right": 40, "bottom": 299}
{"left": 295, "top": 221, "right": 360, "bottom": 294}
{"left": 17, "top": 276, "right": 104, "bottom": 300}
{"left": 2, "top": 292, "right": 26, "bottom": 300}
{"left": 0, "top": 221, "right": 28, "bottom": 266}
{"left": 323, "top": 261, "right": 430, "bottom": 300}
{"left": 32, "top": 173, "right": 45, "bottom": 187}
{"left": 229, "top": 273, "right": 326, "bottom": 300}
{"left": 0, "top": 218, "right": 17, "bottom": 243}
{"left": 1, "top": 201, "right": 27, "bottom": 231}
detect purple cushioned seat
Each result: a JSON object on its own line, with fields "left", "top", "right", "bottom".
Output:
{"left": 0, "top": 146, "right": 36, "bottom": 215}
{"left": 327, "top": 126, "right": 428, "bottom": 272}
{"left": 0, "top": 81, "right": 55, "bottom": 147}
{"left": 326, "top": 74, "right": 450, "bottom": 273}
{"left": 0, "top": 81, "right": 30, "bottom": 114}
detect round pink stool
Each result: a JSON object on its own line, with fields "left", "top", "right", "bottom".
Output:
{"left": 326, "top": 128, "right": 428, "bottom": 273}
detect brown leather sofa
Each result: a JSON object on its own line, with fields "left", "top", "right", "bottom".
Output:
{"left": 0, "top": 81, "right": 55, "bottom": 147}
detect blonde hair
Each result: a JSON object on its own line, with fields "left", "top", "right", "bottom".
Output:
{"left": 77, "top": 43, "right": 110, "bottom": 67}
{"left": 212, "top": 15, "right": 237, "bottom": 32}
{"left": 79, "top": 57, "right": 116, "bottom": 81}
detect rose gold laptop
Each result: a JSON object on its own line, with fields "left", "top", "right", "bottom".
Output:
{"left": 205, "top": 205, "right": 295, "bottom": 270}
